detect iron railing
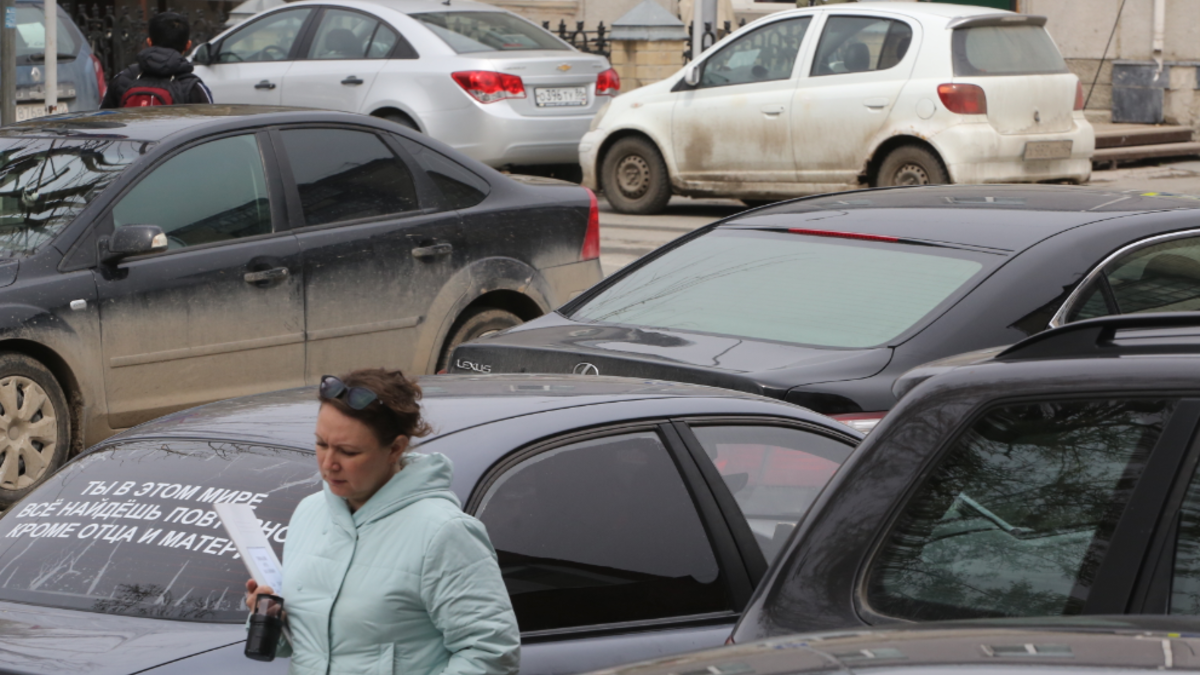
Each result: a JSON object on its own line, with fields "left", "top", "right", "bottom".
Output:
{"left": 683, "top": 19, "right": 745, "bottom": 63}
{"left": 69, "top": 4, "right": 226, "bottom": 79}
{"left": 542, "top": 20, "right": 611, "bottom": 59}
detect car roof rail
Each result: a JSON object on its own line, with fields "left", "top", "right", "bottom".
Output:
{"left": 995, "top": 312, "right": 1200, "bottom": 361}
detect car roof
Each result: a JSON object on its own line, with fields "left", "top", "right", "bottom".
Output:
{"left": 0, "top": 105, "right": 355, "bottom": 143}
{"left": 726, "top": 185, "right": 1200, "bottom": 253}
{"left": 296, "top": 0, "right": 500, "bottom": 13}
{"left": 111, "top": 374, "right": 779, "bottom": 451}
{"left": 770, "top": 1, "right": 1009, "bottom": 22}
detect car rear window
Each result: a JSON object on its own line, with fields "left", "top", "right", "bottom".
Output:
{"left": 952, "top": 25, "right": 1068, "bottom": 76}
{"left": 411, "top": 11, "right": 566, "bottom": 53}
{"left": 570, "top": 229, "right": 991, "bottom": 349}
{"left": 0, "top": 440, "right": 319, "bottom": 622}
{"left": 0, "top": 138, "right": 146, "bottom": 257}
{"left": 14, "top": 5, "right": 80, "bottom": 64}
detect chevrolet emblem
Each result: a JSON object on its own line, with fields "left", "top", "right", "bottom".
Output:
{"left": 557, "top": 63, "right": 572, "bottom": 72}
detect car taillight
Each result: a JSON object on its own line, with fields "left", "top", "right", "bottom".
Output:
{"left": 937, "top": 83, "right": 987, "bottom": 115}
{"left": 451, "top": 70, "right": 525, "bottom": 104}
{"left": 1074, "top": 79, "right": 1085, "bottom": 111}
{"left": 596, "top": 68, "right": 620, "bottom": 96}
{"left": 831, "top": 412, "right": 887, "bottom": 435}
{"left": 581, "top": 188, "right": 600, "bottom": 260}
{"left": 91, "top": 55, "right": 107, "bottom": 99}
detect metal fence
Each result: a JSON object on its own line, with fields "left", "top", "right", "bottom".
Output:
{"left": 684, "top": 19, "right": 745, "bottom": 63}
{"left": 542, "top": 20, "right": 611, "bottom": 60}
{"left": 67, "top": 4, "right": 226, "bottom": 79}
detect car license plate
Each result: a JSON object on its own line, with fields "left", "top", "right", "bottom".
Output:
{"left": 535, "top": 87, "right": 587, "bottom": 107}
{"left": 1024, "top": 140, "right": 1073, "bottom": 160}
{"left": 16, "top": 103, "right": 68, "bottom": 122}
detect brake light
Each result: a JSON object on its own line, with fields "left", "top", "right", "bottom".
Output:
{"left": 788, "top": 228, "right": 899, "bottom": 243}
{"left": 937, "top": 83, "right": 987, "bottom": 115}
{"left": 451, "top": 70, "right": 525, "bottom": 104}
{"left": 91, "top": 54, "right": 107, "bottom": 99}
{"left": 581, "top": 188, "right": 600, "bottom": 260}
{"left": 831, "top": 412, "right": 887, "bottom": 435}
{"left": 1074, "top": 79, "right": 1085, "bottom": 111}
{"left": 596, "top": 68, "right": 620, "bottom": 96}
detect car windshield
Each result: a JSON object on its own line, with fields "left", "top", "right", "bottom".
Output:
{"left": 14, "top": 5, "right": 79, "bottom": 64}
{"left": 411, "top": 12, "right": 567, "bottom": 53}
{"left": 570, "top": 229, "right": 993, "bottom": 349}
{"left": 952, "top": 25, "right": 1068, "bottom": 76}
{"left": 0, "top": 440, "right": 320, "bottom": 622}
{"left": 0, "top": 137, "right": 146, "bottom": 257}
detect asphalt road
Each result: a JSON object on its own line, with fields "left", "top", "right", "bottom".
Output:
{"left": 597, "top": 160, "right": 1200, "bottom": 276}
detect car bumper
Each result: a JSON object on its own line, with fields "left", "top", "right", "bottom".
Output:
{"left": 934, "top": 117, "right": 1095, "bottom": 184}
{"left": 427, "top": 103, "right": 594, "bottom": 168}
{"left": 578, "top": 129, "right": 604, "bottom": 190}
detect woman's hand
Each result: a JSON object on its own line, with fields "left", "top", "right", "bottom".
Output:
{"left": 245, "top": 578, "right": 277, "bottom": 612}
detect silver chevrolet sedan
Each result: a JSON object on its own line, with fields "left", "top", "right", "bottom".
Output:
{"left": 190, "top": 0, "right": 616, "bottom": 171}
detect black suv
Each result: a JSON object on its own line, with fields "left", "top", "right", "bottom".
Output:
{"left": 732, "top": 312, "right": 1200, "bottom": 643}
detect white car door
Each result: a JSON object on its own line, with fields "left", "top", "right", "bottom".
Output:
{"left": 281, "top": 7, "right": 403, "bottom": 112}
{"left": 791, "top": 13, "right": 919, "bottom": 185}
{"left": 195, "top": 7, "right": 315, "bottom": 105}
{"left": 671, "top": 16, "right": 813, "bottom": 186}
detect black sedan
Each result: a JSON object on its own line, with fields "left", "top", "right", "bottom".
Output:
{"left": 450, "top": 185, "right": 1200, "bottom": 434}
{"left": 0, "top": 105, "right": 601, "bottom": 504}
{"left": 0, "top": 374, "right": 859, "bottom": 675}
{"left": 731, "top": 312, "right": 1200, "bottom": 644}
{"left": 587, "top": 617, "right": 1200, "bottom": 675}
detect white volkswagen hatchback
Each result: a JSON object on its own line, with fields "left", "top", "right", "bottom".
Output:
{"left": 580, "top": 2, "right": 1093, "bottom": 214}
{"left": 190, "top": 0, "right": 617, "bottom": 170}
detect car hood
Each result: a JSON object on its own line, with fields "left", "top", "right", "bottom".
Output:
{"left": 0, "top": 600, "right": 243, "bottom": 675}
{"left": 451, "top": 316, "right": 892, "bottom": 399}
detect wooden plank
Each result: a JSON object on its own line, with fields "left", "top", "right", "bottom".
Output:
{"left": 1094, "top": 126, "right": 1193, "bottom": 149}
{"left": 1093, "top": 141, "right": 1200, "bottom": 164}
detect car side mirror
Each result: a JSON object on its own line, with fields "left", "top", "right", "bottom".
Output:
{"left": 191, "top": 42, "right": 213, "bottom": 66}
{"left": 683, "top": 62, "right": 701, "bottom": 87}
{"left": 99, "top": 225, "right": 168, "bottom": 265}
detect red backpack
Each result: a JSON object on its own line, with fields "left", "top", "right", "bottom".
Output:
{"left": 120, "top": 85, "right": 174, "bottom": 107}
{"left": 118, "top": 72, "right": 197, "bottom": 108}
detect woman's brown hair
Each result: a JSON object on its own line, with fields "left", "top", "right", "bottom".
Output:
{"left": 320, "top": 368, "right": 433, "bottom": 446}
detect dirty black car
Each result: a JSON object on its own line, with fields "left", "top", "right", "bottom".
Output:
{"left": 0, "top": 105, "right": 601, "bottom": 504}
{"left": 730, "top": 312, "right": 1200, "bottom": 644}
{"left": 0, "top": 374, "right": 859, "bottom": 674}
{"left": 450, "top": 185, "right": 1200, "bottom": 434}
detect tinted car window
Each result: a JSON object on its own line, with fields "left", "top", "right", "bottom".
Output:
{"left": 476, "top": 431, "right": 731, "bottom": 631}
{"left": 1070, "top": 237, "right": 1200, "bottom": 322}
{"left": 812, "top": 17, "right": 913, "bottom": 76}
{"left": 700, "top": 18, "right": 810, "bottom": 88}
{"left": 13, "top": 5, "right": 78, "bottom": 63}
{"left": 952, "top": 25, "right": 1068, "bottom": 77}
{"left": 0, "top": 138, "right": 144, "bottom": 256}
{"left": 572, "top": 230, "right": 990, "bottom": 349}
{"left": 0, "top": 440, "right": 320, "bottom": 622}
{"left": 867, "top": 399, "right": 1172, "bottom": 620}
{"left": 691, "top": 425, "right": 853, "bottom": 561}
{"left": 280, "top": 128, "right": 419, "bottom": 226}
{"left": 307, "top": 9, "right": 377, "bottom": 60}
{"left": 411, "top": 12, "right": 565, "bottom": 53}
{"left": 368, "top": 25, "right": 400, "bottom": 58}
{"left": 395, "top": 136, "right": 489, "bottom": 209}
{"left": 1173, "top": 460, "right": 1200, "bottom": 614}
{"left": 114, "top": 134, "right": 271, "bottom": 248}
{"left": 219, "top": 8, "right": 312, "bottom": 62}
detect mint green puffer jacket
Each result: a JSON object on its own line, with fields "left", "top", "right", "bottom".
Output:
{"left": 277, "top": 452, "right": 520, "bottom": 675}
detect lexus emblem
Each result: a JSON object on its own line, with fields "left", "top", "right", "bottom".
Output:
{"left": 557, "top": 63, "right": 572, "bottom": 72}
{"left": 572, "top": 362, "right": 600, "bottom": 376}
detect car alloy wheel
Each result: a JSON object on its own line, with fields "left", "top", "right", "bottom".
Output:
{"left": 0, "top": 376, "right": 59, "bottom": 491}
{"left": 615, "top": 154, "right": 651, "bottom": 199}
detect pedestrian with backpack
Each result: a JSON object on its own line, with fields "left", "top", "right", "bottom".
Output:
{"left": 101, "top": 12, "right": 214, "bottom": 108}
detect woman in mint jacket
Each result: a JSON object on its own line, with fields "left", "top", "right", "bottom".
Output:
{"left": 246, "top": 368, "right": 520, "bottom": 675}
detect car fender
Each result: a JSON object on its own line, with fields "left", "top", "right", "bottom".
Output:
{"left": 411, "top": 257, "right": 556, "bottom": 374}
{"left": 861, "top": 122, "right": 958, "bottom": 184}
{"left": 590, "top": 81, "right": 681, "bottom": 185}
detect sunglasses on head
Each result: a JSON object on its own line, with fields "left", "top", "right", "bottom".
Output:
{"left": 319, "top": 375, "right": 379, "bottom": 410}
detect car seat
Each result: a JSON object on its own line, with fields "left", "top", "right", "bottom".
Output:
{"left": 844, "top": 42, "right": 871, "bottom": 73}
{"left": 322, "top": 28, "right": 363, "bottom": 59}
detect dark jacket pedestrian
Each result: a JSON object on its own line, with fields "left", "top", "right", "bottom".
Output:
{"left": 100, "top": 12, "right": 213, "bottom": 108}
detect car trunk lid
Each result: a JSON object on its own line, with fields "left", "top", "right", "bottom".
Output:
{"left": 972, "top": 72, "right": 1077, "bottom": 135}
{"left": 486, "top": 51, "right": 611, "bottom": 117}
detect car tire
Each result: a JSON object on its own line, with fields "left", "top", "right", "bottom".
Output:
{"left": 377, "top": 111, "right": 419, "bottom": 132}
{"left": 0, "top": 354, "right": 69, "bottom": 506}
{"left": 437, "top": 308, "right": 524, "bottom": 372}
{"left": 876, "top": 145, "right": 948, "bottom": 187}
{"left": 600, "top": 136, "right": 672, "bottom": 215}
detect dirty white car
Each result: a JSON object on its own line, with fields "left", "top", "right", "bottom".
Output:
{"left": 580, "top": 2, "right": 1093, "bottom": 214}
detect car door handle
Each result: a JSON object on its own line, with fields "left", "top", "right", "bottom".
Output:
{"left": 254, "top": 80, "right": 277, "bottom": 90}
{"left": 863, "top": 97, "right": 890, "bottom": 109}
{"left": 244, "top": 267, "right": 289, "bottom": 284}
{"left": 411, "top": 243, "right": 453, "bottom": 259}
{"left": 761, "top": 104, "right": 785, "bottom": 116}
{"left": 342, "top": 76, "right": 364, "bottom": 86}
